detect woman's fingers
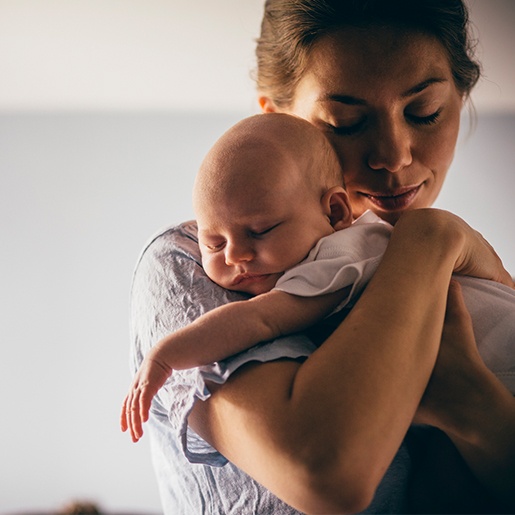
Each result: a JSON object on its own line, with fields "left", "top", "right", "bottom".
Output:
{"left": 398, "top": 209, "right": 512, "bottom": 288}
{"left": 442, "top": 280, "right": 479, "bottom": 363}
{"left": 455, "top": 222, "right": 513, "bottom": 287}
{"left": 414, "top": 279, "right": 489, "bottom": 433}
{"left": 444, "top": 279, "right": 473, "bottom": 331}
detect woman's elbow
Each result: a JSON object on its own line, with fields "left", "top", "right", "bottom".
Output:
{"left": 285, "top": 449, "right": 379, "bottom": 514}
{"left": 290, "top": 475, "right": 376, "bottom": 514}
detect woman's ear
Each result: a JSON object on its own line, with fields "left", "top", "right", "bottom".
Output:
{"left": 321, "top": 186, "right": 353, "bottom": 231}
{"left": 258, "top": 95, "right": 278, "bottom": 113}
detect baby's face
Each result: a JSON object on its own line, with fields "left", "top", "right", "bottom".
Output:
{"left": 197, "top": 173, "right": 335, "bottom": 296}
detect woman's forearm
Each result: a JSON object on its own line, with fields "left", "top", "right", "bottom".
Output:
{"left": 285, "top": 210, "right": 462, "bottom": 492}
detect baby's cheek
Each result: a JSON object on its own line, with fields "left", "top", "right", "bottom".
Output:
{"left": 201, "top": 255, "right": 221, "bottom": 281}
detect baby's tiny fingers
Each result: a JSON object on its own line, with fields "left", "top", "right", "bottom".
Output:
{"left": 120, "top": 396, "right": 130, "bottom": 432}
{"left": 122, "top": 389, "right": 139, "bottom": 442}
{"left": 129, "top": 391, "right": 144, "bottom": 442}
{"left": 139, "top": 389, "right": 153, "bottom": 424}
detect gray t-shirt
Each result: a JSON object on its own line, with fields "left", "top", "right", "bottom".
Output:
{"left": 129, "top": 221, "right": 413, "bottom": 514}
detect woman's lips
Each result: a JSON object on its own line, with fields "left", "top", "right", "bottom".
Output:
{"left": 360, "top": 185, "right": 422, "bottom": 211}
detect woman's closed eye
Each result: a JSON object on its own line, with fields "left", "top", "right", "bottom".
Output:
{"left": 325, "top": 118, "right": 365, "bottom": 136}
{"left": 406, "top": 109, "right": 442, "bottom": 126}
{"left": 326, "top": 110, "right": 442, "bottom": 135}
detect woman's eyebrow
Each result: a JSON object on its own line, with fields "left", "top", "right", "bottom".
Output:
{"left": 319, "top": 94, "right": 366, "bottom": 105}
{"left": 401, "top": 77, "right": 448, "bottom": 98}
{"left": 319, "top": 78, "right": 448, "bottom": 105}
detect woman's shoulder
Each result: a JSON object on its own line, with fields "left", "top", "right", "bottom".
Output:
{"left": 136, "top": 219, "right": 200, "bottom": 267}
{"left": 130, "top": 220, "right": 240, "bottom": 323}
{"left": 131, "top": 220, "right": 206, "bottom": 308}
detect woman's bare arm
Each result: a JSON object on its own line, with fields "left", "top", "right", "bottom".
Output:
{"left": 189, "top": 209, "right": 504, "bottom": 514}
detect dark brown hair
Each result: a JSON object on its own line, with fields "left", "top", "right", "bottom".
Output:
{"left": 255, "top": 0, "right": 481, "bottom": 108}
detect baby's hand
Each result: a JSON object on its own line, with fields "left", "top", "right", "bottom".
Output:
{"left": 120, "top": 351, "right": 173, "bottom": 442}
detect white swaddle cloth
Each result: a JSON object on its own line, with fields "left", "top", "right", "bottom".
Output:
{"left": 275, "top": 211, "right": 515, "bottom": 394}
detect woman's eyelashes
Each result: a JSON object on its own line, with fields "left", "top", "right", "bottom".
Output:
{"left": 329, "top": 122, "right": 364, "bottom": 136}
{"left": 406, "top": 109, "right": 442, "bottom": 126}
{"left": 321, "top": 114, "right": 365, "bottom": 135}
{"left": 325, "top": 108, "right": 442, "bottom": 135}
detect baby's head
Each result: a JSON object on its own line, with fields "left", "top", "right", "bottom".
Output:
{"left": 193, "top": 113, "right": 353, "bottom": 295}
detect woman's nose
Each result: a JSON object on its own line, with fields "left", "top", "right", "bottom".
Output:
{"left": 225, "top": 241, "right": 254, "bottom": 266}
{"left": 367, "top": 118, "right": 413, "bottom": 173}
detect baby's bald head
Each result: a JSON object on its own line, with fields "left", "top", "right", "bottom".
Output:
{"left": 192, "top": 113, "right": 343, "bottom": 215}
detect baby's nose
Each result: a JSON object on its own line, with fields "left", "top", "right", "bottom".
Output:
{"left": 225, "top": 241, "right": 254, "bottom": 265}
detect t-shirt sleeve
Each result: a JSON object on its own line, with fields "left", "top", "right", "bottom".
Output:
{"left": 129, "top": 221, "right": 316, "bottom": 466}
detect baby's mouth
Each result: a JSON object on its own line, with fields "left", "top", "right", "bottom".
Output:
{"left": 232, "top": 272, "right": 270, "bottom": 286}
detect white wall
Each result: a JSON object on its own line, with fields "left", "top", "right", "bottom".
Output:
{"left": 0, "top": 0, "right": 514, "bottom": 113}
{"left": 434, "top": 113, "right": 515, "bottom": 273}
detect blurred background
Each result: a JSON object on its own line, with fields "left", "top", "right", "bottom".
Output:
{"left": 0, "top": 1, "right": 514, "bottom": 513}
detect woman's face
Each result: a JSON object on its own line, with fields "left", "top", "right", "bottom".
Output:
{"left": 264, "top": 26, "right": 464, "bottom": 224}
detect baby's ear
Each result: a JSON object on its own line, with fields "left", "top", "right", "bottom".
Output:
{"left": 321, "top": 186, "right": 353, "bottom": 231}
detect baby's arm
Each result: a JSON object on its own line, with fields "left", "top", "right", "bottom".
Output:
{"left": 162, "top": 285, "right": 352, "bottom": 367}
{"left": 121, "top": 285, "right": 350, "bottom": 441}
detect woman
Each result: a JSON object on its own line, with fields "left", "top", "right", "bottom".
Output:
{"left": 129, "top": 1, "right": 515, "bottom": 513}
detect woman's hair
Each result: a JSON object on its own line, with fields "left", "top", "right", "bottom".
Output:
{"left": 255, "top": 0, "right": 481, "bottom": 108}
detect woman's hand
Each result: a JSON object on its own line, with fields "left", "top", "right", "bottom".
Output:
{"left": 450, "top": 222, "right": 514, "bottom": 288}
{"left": 413, "top": 280, "right": 493, "bottom": 432}
{"left": 394, "top": 208, "right": 514, "bottom": 288}
{"left": 414, "top": 279, "right": 515, "bottom": 510}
